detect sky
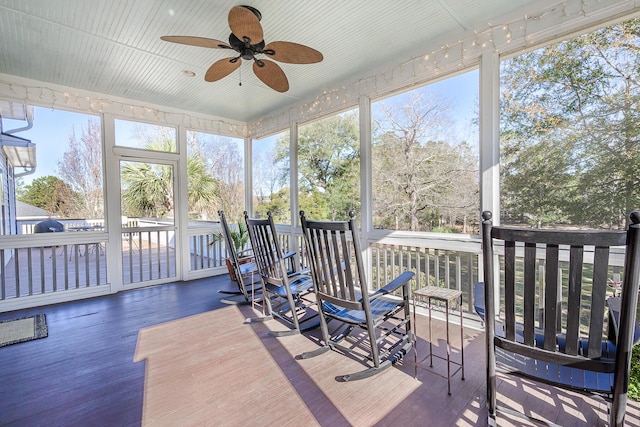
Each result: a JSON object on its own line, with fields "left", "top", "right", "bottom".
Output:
{"left": 3, "top": 111, "right": 149, "bottom": 186}
{"left": 3, "top": 68, "right": 478, "bottom": 187}
{"left": 4, "top": 109, "right": 98, "bottom": 184}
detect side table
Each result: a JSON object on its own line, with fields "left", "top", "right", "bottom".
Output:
{"left": 413, "top": 286, "right": 465, "bottom": 395}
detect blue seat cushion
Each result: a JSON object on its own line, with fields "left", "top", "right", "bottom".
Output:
{"left": 495, "top": 331, "right": 617, "bottom": 393}
{"left": 322, "top": 296, "right": 403, "bottom": 324}
{"left": 268, "top": 274, "right": 314, "bottom": 297}
{"left": 238, "top": 261, "right": 258, "bottom": 276}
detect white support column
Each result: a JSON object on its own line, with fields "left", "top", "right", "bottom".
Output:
{"left": 244, "top": 137, "right": 253, "bottom": 215}
{"left": 359, "top": 95, "right": 373, "bottom": 286}
{"left": 289, "top": 119, "right": 301, "bottom": 263}
{"left": 176, "top": 124, "right": 189, "bottom": 280}
{"left": 289, "top": 119, "right": 299, "bottom": 227}
{"left": 479, "top": 51, "right": 500, "bottom": 225}
{"left": 102, "top": 114, "right": 123, "bottom": 293}
{"left": 479, "top": 51, "right": 502, "bottom": 312}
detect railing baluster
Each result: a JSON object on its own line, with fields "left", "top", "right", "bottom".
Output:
{"left": 165, "top": 230, "right": 170, "bottom": 278}
{"left": 138, "top": 232, "right": 143, "bottom": 281}
{"left": 434, "top": 249, "right": 440, "bottom": 287}
{"left": 74, "top": 245, "right": 80, "bottom": 288}
{"left": 63, "top": 246, "right": 69, "bottom": 290}
{"left": 456, "top": 252, "right": 462, "bottom": 291}
{"left": 27, "top": 248, "right": 33, "bottom": 296}
{"left": 467, "top": 254, "right": 473, "bottom": 312}
{"left": 95, "top": 244, "right": 100, "bottom": 286}
{"left": 426, "top": 248, "right": 432, "bottom": 286}
{"left": 85, "top": 244, "right": 90, "bottom": 286}
{"left": 416, "top": 247, "right": 423, "bottom": 290}
{"left": 40, "top": 247, "right": 45, "bottom": 293}
{"left": 1, "top": 249, "right": 5, "bottom": 300}
{"left": 128, "top": 233, "right": 134, "bottom": 283}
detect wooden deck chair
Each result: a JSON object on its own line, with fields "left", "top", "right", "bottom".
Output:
{"left": 299, "top": 210, "right": 415, "bottom": 381}
{"left": 217, "top": 210, "right": 260, "bottom": 304}
{"left": 481, "top": 210, "right": 640, "bottom": 427}
{"left": 244, "top": 211, "right": 318, "bottom": 336}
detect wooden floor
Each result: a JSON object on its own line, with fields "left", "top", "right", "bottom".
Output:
{"left": 1, "top": 276, "right": 639, "bottom": 426}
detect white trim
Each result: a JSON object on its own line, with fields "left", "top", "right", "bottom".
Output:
{"left": 247, "top": 0, "right": 640, "bottom": 138}
{"left": 177, "top": 125, "right": 190, "bottom": 281}
{"left": 0, "top": 74, "right": 246, "bottom": 138}
{"left": 244, "top": 137, "right": 253, "bottom": 215}
{"left": 0, "top": 285, "right": 112, "bottom": 312}
{"left": 103, "top": 114, "right": 123, "bottom": 293}
{"left": 289, "top": 119, "right": 299, "bottom": 227}
{"left": 359, "top": 95, "right": 373, "bottom": 286}
{"left": 479, "top": 52, "right": 500, "bottom": 224}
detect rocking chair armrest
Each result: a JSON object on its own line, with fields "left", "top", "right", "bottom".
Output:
{"left": 237, "top": 249, "right": 254, "bottom": 260}
{"left": 282, "top": 250, "right": 296, "bottom": 260}
{"left": 287, "top": 266, "right": 311, "bottom": 278}
{"left": 607, "top": 296, "right": 640, "bottom": 346}
{"left": 371, "top": 271, "right": 415, "bottom": 299}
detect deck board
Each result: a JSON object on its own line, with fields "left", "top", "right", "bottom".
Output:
{"left": 0, "top": 276, "right": 639, "bottom": 426}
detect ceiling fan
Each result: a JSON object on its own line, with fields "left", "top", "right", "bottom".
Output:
{"left": 161, "top": 5, "right": 323, "bottom": 93}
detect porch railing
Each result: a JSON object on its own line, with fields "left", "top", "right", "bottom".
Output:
{"left": 1, "top": 220, "right": 628, "bottom": 318}
{"left": 188, "top": 223, "right": 226, "bottom": 272}
{"left": 122, "top": 224, "right": 176, "bottom": 284}
{"left": 0, "top": 234, "right": 108, "bottom": 301}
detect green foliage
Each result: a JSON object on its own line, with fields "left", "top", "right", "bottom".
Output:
{"left": 630, "top": 344, "right": 640, "bottom": 401}
{"left": 501, "top": 18, "right": 640, "bottom": 229}
{"left": 274, "top": 113, "right": 360, "bottom": 220}
{"left": 254, "top": 188, "right": 291, "bottom": 223}
{"left": 431, "top": 226, "right": 457, "bottom": 233}
{"left": 299, "top": 190, "right": 330, "bottom": 219}
{"left": 18, "top": 175, "right": 82, "bottom": 216}
{"left": 121, "top": 139, "right": 217, "bottom": 218}
{"left": 211, "top": 221, "right": 249, "bottom": 252}
{"left": 121, "top": 161, "right": 173, "bottom": 218}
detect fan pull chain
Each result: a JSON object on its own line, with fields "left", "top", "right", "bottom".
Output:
{"left": 239, "top": 65, "right": 242, "bottom": 86}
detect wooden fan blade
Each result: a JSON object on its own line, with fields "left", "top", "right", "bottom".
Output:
{"left": 205, "top": 58, "right": 241, "bottom": 82}
{"left": 264, "top": 41, "right": 323, "bottom": 64}
{"left": 228, "top": 6, "right": 263, "bottom": 44}
{"left": 253, "top": 60, "right": 289, "bottom": 92}
{"left": 160, "top": 35, "right": 230, "bottom": 49}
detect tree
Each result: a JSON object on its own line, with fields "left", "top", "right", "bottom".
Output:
{"left": 187, "top": 133, "right": 245, "bottom": 222}
{"left": 121, "top": 139, "right": 217, "bottom": 218}
{"left": 121, "top": 161, "right": 173, "bottom": 218}
{"left": 57, "top": 118, "right": 103, "bottom": 219}
{"left": 501, "top": 18, "right": 640, "bottom": 228}
{"left": 18, "top": 175, "right": 81, "bottom": 216}
{"left": 372, "top": 93, "right": 478, "bottom": 232}
{"left": 253, "top": 142, "right": 290, "bottom": 222}
{"left": 275, "top": 114, "right": 360, "bottom": 220}
{"left": 254, "top": 187, "right": 291, "bottom": 222}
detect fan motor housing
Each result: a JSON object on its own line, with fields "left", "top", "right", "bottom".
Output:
{"left": 229, "top": 33, "right": 265, "bottom": 59}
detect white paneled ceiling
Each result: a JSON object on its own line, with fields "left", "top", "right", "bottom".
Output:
{"left": 0, "top": 0, "right": 550, "bottom": 122}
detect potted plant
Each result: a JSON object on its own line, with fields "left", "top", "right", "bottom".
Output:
{"left": 211, "top": 222, "right": 251, "bottom": 281}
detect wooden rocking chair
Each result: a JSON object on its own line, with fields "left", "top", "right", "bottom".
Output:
{"left": 217, "top": 210, "right": 260, "bottom": 305}
{"left": 244, "top": 211, "right": 318, "bottom": 336}
{"left": 481, "top": 210, "right": 640, "bottom": 426}
{"left": 299, "top": 210, "right": 414, "bottom": 381}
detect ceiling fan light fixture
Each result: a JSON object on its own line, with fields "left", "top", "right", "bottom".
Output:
{"left": 240, "top": 48, "right": 254, "bottom": 60}
{"left": 181, "top": 70, "right": 196, "bottom": 77}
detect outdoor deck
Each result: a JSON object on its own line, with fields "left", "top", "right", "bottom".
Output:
{"left": 1, "top": 275, "right": 639, "bottom": 426}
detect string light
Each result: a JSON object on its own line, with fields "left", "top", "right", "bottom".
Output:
{"left": 248, "top": 0, "right": 607, "bottom": 138}
{"left": 0, "top": 0, "right": 619, "bottom": 139}
{"left": 0, "top": 79, "right": 245, "bottom": 137}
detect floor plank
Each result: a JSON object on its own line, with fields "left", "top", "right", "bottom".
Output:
{"left": 0, "top": 276, "right": 639, "bottom": 426}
